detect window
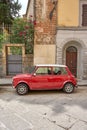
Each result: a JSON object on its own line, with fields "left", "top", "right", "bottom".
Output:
{"left": 80, "top": 0, "right": 87, "bottom": 26}
{"left": 82, "top": 4, "right": 87, "bottom": 26}
{"left": 35, "top": 67, "right": 51, "bottom": 75}
{"left": 53, "top": 67, "right": 67, "bottom": 75}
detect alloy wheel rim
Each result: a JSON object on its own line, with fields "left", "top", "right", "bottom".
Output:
{"left": 18, "top": 86, "right": 26, "bottom": 94}
{"left": 65, "top": 84, "right": 73, "bottom": 93}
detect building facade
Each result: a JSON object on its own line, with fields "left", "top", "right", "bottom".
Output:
{"left": 56, "top": 0, "right": 87, "bottom": 80}
{"left": 26, "top": 0, "right": 57, "bottom": 64}
{"left": 26, "top": 0, "right": 87, "bottom": 80}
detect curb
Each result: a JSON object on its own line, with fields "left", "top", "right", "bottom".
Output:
{"left": 0, "top": 83, "right": 12, "bottom": 86}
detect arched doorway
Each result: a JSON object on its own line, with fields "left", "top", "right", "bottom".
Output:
{"left": 66, "top": 46, "right": 77, "bottom": 77}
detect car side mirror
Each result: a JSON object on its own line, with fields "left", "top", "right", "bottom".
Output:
{"left": 33, "top": 73, "right": 36, "bottom": 76}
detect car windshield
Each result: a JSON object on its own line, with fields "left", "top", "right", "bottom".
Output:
{"left": 28, "top": 66, "right": 35, "bottom": 73}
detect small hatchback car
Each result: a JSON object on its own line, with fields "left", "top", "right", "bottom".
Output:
{"left": 12, "top": 64, "right": 77, "bottom": 95}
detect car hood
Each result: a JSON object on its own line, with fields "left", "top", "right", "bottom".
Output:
{"left": 13, "top": 73, "right": 32, "bottom": 79}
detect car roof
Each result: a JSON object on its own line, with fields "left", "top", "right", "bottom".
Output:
{"left": 36, "top": 64, "right": 67, "bottom": 67}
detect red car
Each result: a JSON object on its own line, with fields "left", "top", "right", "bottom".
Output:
{"left": 12, "top": 64, "right": 77, "bottom": 95}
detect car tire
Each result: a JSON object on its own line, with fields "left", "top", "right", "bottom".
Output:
{"left": 63, "top": 83, "right": 74, "bottom": 93}
{"left": 16, "top": 83, "right": 29, "bottom": 95}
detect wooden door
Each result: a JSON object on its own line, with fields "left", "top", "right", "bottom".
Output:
{"left": 66, "top": 46, "right": 77, "bottom": 77}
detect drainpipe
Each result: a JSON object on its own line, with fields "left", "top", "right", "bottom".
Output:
{"left": 33, "top": 0, "right": 36, "bottom": 64}
{"left": 49, "top": 0, "right": 58, "bottom": 20}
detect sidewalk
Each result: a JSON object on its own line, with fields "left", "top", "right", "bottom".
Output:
{"left": 0, "top": 78, "right": 12, "bottom": 86}
{"left": 77, "top": 79, "right": 87, "bottom": 86}
{"left": 0, "top": 77, "right": 87, "bottom": 86}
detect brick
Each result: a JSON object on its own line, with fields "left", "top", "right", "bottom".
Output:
{"left": 34, "top": 0, "right": 57, "bottom": 45}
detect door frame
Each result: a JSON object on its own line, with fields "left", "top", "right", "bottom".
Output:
{"left": 2, "top": 44, "right": 25, "bottom": 76}
{"left": 62, "top": 41, "right": 83, "bottom": 80}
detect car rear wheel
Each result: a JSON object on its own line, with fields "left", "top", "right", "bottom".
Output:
{"left": 16, "top": 83, "right": 29, "bottom": 95}
{"left": 63, "top": 83, "right": 74, "bottom": 93}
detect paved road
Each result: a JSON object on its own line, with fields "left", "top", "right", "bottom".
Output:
{"left": 0, "top": 86, "right": 87, "bottom": 130}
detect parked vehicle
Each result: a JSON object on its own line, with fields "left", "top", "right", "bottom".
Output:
{"left": 12, "top": 64, "right": 77, "bottom": 95}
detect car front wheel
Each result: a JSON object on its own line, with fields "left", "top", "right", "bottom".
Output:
{"left": 63, "top": 83, "right": 74, "bottom": 93}
{"left": 16, "top": 83, "right": 29, "bottom": 95}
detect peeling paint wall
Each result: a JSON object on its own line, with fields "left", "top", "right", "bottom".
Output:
{"left": 58, "top": 0, "right": 79, "bottom": 27}
{"left": 34, "top": 0, "right": 57, "bottom": 64}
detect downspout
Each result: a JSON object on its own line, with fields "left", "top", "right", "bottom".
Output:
{"left": 49, "top": 0, "right": 58, "bottom": 63}
{"left": 49, "top": 1, "right": 58, "bottom": 20}
{"left": 33, "top": 0, "right": 36, "bottom": 64}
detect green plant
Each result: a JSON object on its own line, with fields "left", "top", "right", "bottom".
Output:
{"left": 0, "top": 34, "right": 4, "bottom": 52}
{"left": 0, "top": 34, "right": 3, "bottom": 43}
{"left": 0, "top": 0, "right": 21, "bottom": 24}
{"left": 11, "top": 17, "right": 36, "bottom": 54}
{"left": 10, "top": 46, "right": 22, "bottom": 55}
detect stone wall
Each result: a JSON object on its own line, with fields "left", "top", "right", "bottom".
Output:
{"left": 23, "top": 54, "right": 33, "bottom": 73}
{"left": 56, "top": 28, "right": 87, "bottom": 80}
{"left": 0, "top": 54, "right": 3, "bottom": 77}
{"left": 0, "top": 44, "right": 33, "bottom": 77}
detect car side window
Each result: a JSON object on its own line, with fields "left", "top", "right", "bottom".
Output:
{"left": 61, "top": 67, "right": 67, "bottom": 74}
{"left": 47, "top": 68, "right": 52, "bottom": 74}
{"left": 53, "top": 67, "right": 67, "bottom": 75}
{"left": 35, "top": 67, "right": 50, "bottom": 75}
{"left": 53, "top": 67, "right": 61, "bottom": 75}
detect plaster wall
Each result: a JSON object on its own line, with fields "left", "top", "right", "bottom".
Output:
{"left": 58, "top": 0, "right": 79, "bottom": 26}
{"left": 34, "top": 0, "right": 57, "bottom": 64}
{"left": 34, "top": 45, "right": 55, "bottom": 64}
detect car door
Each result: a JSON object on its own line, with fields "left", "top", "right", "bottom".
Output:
{"left": 30, "top": 67, "right": 53, "bottom": 90}
{"left": 50, "top": 67, "right": 68, "bottom": 89}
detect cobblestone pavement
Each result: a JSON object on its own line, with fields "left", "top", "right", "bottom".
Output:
{"left": 0, "top": 86, "right": 87, "bottom": 130}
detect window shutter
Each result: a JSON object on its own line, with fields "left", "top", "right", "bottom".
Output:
{"left": 82, "top": 4, "right": 87, "bottom": 26}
